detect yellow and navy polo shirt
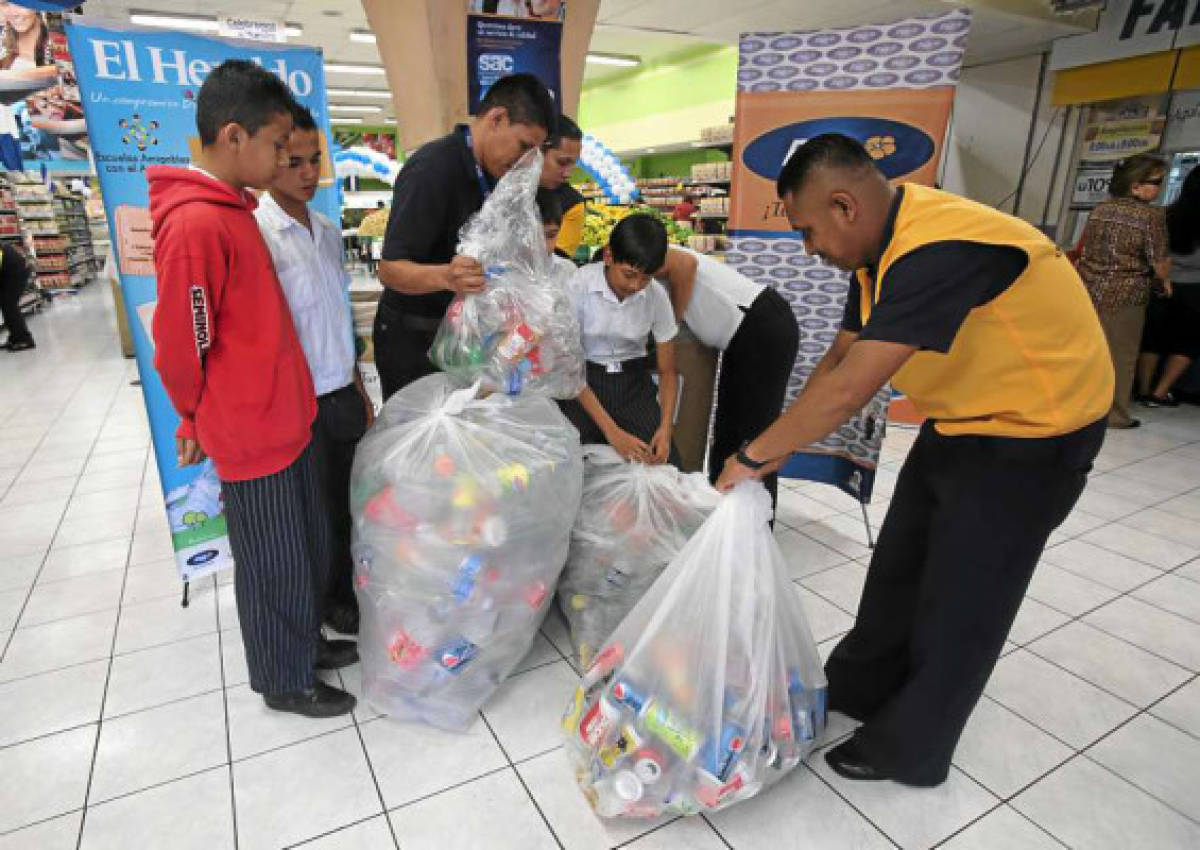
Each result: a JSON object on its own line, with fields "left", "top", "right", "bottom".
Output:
{"left": 843, "top": 184, "right": 1113, "bottom": 438}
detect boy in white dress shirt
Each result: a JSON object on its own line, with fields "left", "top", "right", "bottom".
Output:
{"left": 255, "top": 104, "right": 375, "bottom": 637}
{"left": 561, "top": 214, "right": 680, "bottom": 465}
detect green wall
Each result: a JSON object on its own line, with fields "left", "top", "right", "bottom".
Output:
{"left": 578, "top": 45, "right": 737, "bottom": 131}
{"left": 628, "top": 149, "right": 727, "bottom": 179}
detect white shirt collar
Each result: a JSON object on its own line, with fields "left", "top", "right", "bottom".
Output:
{"left": 258, "top": 191, "right": 328, "bottom": 236}
{"left": 587, "top": 263, "right": 643, "bottom": 305}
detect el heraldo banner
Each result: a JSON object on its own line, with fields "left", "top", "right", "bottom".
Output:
{"left": 727, "top": 9, "right": 970, "bottom": 502}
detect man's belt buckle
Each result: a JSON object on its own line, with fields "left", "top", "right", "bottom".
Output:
{"left": 606, "top": 361, "right": 622, "bottom": 374}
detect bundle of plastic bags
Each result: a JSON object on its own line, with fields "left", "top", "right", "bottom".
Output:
{"left": 558, "top": 446, "right": 721, "bottom": 668}
{"left": 351, "top": 374, "right": 584, "bottom": 730}
{"left": 562, "top": 483, "right": 827, "bottom": 817}
{"left": 429, "top": 148, "right": 585, "bottom": 399}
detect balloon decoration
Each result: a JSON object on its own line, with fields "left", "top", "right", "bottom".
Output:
{"left": 334, "top": 145, "right": 402, "bottom": 186}
{"left": 578, "top": 134, "right": 639, "bottom": 205}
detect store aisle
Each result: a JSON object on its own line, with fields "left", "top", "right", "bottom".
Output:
{"left": 2, "top": 283, "right": 1200, "bottom": 850}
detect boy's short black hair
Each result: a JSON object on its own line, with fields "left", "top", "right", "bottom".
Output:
{"left": 548, "top": 114, "right": 582, "bottom": 149}
{"left": 535, "top": 188, "right": 562, "bottom": 225}
{"left": 608, "top": 214, "right": 667, "bottom": 272}
{"left": 196, "top": 59, "right": 297, "bottom": 146}
{"left": 477, "top": 73, "right": 556, "bottom": 133}
{"left": 290, "top": 103, "right": 318, "bottom": 133}
{"left": 776, "top": 133, "right": 879, "bottom": 200}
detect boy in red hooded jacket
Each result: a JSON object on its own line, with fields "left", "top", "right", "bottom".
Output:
{"left": 149, "top": 60, "right": 356, "bottom": 718}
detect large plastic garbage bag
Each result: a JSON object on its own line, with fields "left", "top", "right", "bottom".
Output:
{"left": 562, "top": 482, "right": 828, "bottom": 816}
{"left": 351, "top": 373, "right": 583, "bottom": 730}
{"left": 558, "top": 445, "right": 720, "bottom": 668}
{"left": 429, "top": 149, "right": 585, "bottom": 399}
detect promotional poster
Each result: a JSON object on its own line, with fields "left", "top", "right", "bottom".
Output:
{"left": 728, "top": 9, "right": 969, "bottom": 501}
{"left": 66, "top": 19, "right": 337, "bottom": 583}
{"left": 466, "top": 0, "right": 564, "bottom": 113}
{"left": 0, "top": 3, "right": 90, "bottom": 172}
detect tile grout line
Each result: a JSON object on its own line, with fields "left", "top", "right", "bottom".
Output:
{"left": 786, "top": 433, "right": 1200, "bottom": 847}
{"left": 213, "top": 572, "right": 240, "bottom": 850}
{"left": 281, "top": 812, "right": 395, "bottom": 849}
{"left": 340, "top": 666, "right": 402, "bottom": 850}
{"left": 75, "top": 371, "right": 146, "bottom": 850}
{"left": 1068, "top": 674, "right": 1200, "bottom": 826}
{"left": 795, "top": 758, "right": 903, "bottom": 849}
{"left": 609, "top": 816, "right": 686, "bottom": 849}
{"left": 0, "top": 453, "right": 152, "bottom": 659}
{"left": 476, "top": 710, "right": 567, "bottom": 850}
{"left": 697, "top": 815, "right": 737, "bottom": 850}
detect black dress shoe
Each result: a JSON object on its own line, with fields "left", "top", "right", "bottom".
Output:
{"left": 264, "top": 681, "right": 356, "bottom": 718}
{"left": 323, "top": 601, "right": 360, "bottom": 636}
{"left": 2, "top": 338, "right": 35, "bottom": 352}
{"left": 825, "top": 737, "right": 891, "bottom": 782}
{"left": 1144, "top": 393, "right": 1180, "bottom": 408}
{"left": 316, "top": 638, "right": 358, "bottom": 671}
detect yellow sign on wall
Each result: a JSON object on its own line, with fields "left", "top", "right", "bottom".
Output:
{"left": 1081, "top": 115, "right": 1166, "bottom": 161}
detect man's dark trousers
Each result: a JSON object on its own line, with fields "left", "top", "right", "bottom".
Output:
{"left": 824, "top": 418, "right": 1105, "bottom": 785}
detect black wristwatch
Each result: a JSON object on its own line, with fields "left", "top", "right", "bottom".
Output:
{"left": 736, "top": 441, "right": 768, "bottom": 470}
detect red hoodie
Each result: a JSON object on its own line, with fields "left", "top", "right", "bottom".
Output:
{"left": 148, "top": 166, "right": 316, "bottom": 482}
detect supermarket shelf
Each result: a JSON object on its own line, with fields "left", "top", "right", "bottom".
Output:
{"left": 698, "top": 212, "right": 729, "bottom": 219}
{"left": 18, "top": 290, "right": 43, "bottom": 311}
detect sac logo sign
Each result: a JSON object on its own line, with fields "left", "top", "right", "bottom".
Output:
{"left": 478, "top": 53, "right": 514, "bottom": 74}
{"left": 742, "top": 117, "right": 935, "bottom": 181}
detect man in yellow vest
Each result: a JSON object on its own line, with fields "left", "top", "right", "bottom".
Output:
{"left": 717, "top": 133, "right": 1113, "bottom": 787}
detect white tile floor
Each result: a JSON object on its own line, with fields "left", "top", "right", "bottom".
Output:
{"left": 3, "top": 283, "right": 1200, "bottom": 849}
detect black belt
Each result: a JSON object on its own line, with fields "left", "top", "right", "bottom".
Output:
{"left": 586, "top": 356, "right": 650, "bottom": 375}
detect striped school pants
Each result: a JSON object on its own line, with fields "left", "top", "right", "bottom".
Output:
{"left": 221, "top": 442, "right": 330, "bottom": 695}
{"left": 560, "top": 358, "right": 682, "bottom": 466}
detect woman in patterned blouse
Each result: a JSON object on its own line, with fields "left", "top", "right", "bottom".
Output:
{"left": 1077, "top": 154, "right": 1172, "bottom": 429}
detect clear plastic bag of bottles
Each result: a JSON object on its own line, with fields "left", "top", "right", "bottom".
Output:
{"left": 562, "top": 482, "right": 828, "bottom": 817}
{"left": 429, "top": 148, "right": 585, "bottom": 399}
{"left": 558, "top": 445, "right": 721, "bottom": 669}
{"left": 351, "top": 373, "right": 584, "bottom": 731}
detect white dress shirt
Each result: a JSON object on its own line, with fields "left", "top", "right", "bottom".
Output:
{"left": 663, "top": 247, "right": 765, "bottom": 350}
{"left": 566, "top": 262, "right": 678, "bottom": 365}
{"left": 255, "top": 193, "right": 356, "bottom": 396}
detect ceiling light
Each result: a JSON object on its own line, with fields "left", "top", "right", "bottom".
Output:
{"left": 130, "top": 13, "right": 301, "bottom": 38}
{"left": 330, "top": 104, "right": 383, "bottom": 113}
{"left": 383, "top": 117, "right": 397, "bottom": 125}
{"left": 325, "top": 62, "right": 386, "bottom": 76}
{"left": 586, "top": 52, "right": 641, "bottom": 67}
{"left": 645, "top": 148, "right": 657, "bottom": 154}
{"left": 332, "top": 117, "right": 364, "bottom": 125}
{"left": 350, "top": 31, "right": 377, "bottom": 44}
{"left": 327, "top": 88, "right": 391, "bottom": 99}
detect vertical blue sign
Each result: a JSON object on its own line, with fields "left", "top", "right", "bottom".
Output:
{"left": 466, "top": 14, "right": 562, "bottom": 113}
{"left": 65, "top": 19, "right": 338, "bottom": 583}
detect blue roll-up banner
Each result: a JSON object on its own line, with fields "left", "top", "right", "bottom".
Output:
{"left": 65, "top": 19, "right": 338, "bottom": 584}
{"left": 466, "top": 9, "right": 562, "bottom": 113}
